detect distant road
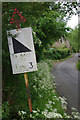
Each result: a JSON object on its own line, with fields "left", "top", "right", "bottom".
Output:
{"left": 52, "top": 53, "right": 80, "bottom": 114}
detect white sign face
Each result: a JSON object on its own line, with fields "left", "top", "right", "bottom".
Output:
{"left": 7, "top": 27, "right": 37, "bottom": 74}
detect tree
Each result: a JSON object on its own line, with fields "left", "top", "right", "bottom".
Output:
{"left": 2, "top": 2, "right": 78, "bottom": 65}
{"left": 67, "top": 27, "right": 78, "bottom": 52}
{"left": 50, "top": 2, "right": 78, "bottom": 21}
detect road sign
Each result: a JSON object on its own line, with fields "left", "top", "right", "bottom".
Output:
{"left": 7, "top": 27, "right": 37, "bottom": 74}
{"left": 9, "top": 8, "right": 26, "bottom": 29}
{"left": 10, "top": 8, "right": 26, "bottom": 24}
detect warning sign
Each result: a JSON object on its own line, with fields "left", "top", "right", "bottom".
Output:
{"left": 7, "top": 27, "right": 37, "bottom": 74}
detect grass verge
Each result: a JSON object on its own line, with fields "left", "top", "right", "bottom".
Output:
{"left": 77, "top": 60, "right": 80, "bottom": 71}
{"left": 2, "top": 60, "right": 80, "bottom": 119}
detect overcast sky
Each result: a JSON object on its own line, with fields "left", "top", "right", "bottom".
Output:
{"left": 66, "top": 14, "right": 78, "bottom": 29}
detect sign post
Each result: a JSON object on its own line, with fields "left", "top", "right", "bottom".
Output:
{"left": 24, "top": 73, "right": 32, "bottom": 113}
{"left": 7, "top": 8, "right": 37, "bottom": 114}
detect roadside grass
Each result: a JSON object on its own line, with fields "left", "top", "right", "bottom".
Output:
{"left": 17, "top": 60, "right": 70, "bottom": 119}
{"left": 2, "top": 59, "right": 80, "bottom": 119}
{"left": 44, "top": 48, "right": 72, "bottom": 61}
{"left": 77, "top": 60, "right": 80, "bottom": 71}
{"left": 2, "top": 60, "right": 70, "bottom": 119}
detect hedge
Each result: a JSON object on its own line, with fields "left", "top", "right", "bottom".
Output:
{"left": 44, "top": 49, "right": 71, "bottom": 60}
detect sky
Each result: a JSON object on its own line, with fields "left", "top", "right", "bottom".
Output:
{"left": 66, "top": 14, "right": 78, "bottom": 29}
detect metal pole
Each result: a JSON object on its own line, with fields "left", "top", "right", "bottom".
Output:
{"left": 24, "top": 73, "right": 33, "bottom": 114}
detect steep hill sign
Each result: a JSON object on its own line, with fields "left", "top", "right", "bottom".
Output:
{"left": 7, "top": 27, "right": 37, "bottom": 74}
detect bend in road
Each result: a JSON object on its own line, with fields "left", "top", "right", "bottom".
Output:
{"left": 52, "top": 53, "right": 80, "bottom": 114}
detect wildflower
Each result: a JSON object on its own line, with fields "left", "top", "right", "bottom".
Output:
{"left": 46, "top": 104, "right": 50, "bottom": 108}
{"left": 48, "top": 100, "right": 52, "bottom": 104}
{"left": 21, "top": 111, "right": 26, "bottom": 114}
{"left": 33, "top": 110, "right": 37, "bottom": 113}
{"left": 53, "top": 108, "right": 57, "bottom": 112}
{"left": 59, "top": 96, "right": 67, "bottom": 110}
{"left": 18, "top": 111, "right": 21, "bottom": 116}
{"left": 52, "top": 102, "right": 55, "bottom": 105}
{"left": 71, "top": 108, "right": 80, "bottom": 119}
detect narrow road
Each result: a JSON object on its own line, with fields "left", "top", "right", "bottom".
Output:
{"left": 52, "top": 53, "right": 80, "bottom": 114}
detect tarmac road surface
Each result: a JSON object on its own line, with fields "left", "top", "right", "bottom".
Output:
{"left": 52, "top": 53, "right": 80, "bottom": 114}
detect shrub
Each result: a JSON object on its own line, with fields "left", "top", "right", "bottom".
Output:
{"left": 44, "top": 49, "right": 71, "bottom": 60}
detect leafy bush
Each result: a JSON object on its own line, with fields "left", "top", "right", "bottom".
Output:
{"left": 54, "top": 43, "right": 67, "bottom": 49}
{"left": 44, "top": 49, "right": 71, "bottom": 60}
{"left": 67, "top": 27, "right": 79, "bottom": 52}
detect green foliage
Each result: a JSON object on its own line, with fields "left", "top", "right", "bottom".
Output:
{"left": 35, "top": 15, "right": 67, "bottom": 48}
{"left": 2, "top": 2, "right": 77, "bottom": 62}
{"left": 67, "top": 27, "right": 78, "bottom": 52}
{"left": 44, "top": 48, "right": 71, "bottom": 60}
{"left": 3, "top": 60, "right": 69, "bottom": 119}
{"left": 4, "top": 60, "right": 79, "bottom": 119}
{"left": 33, "top": 32, "right": 43, "bottom": 62}
{"left": 33, "top": 11, "right": 68, "bottom": 61}
{"left": 54, "top": 43, "right": 67, "bottom": 49}
{"left": 50, "top": 2, "right": 78, "bottom": 20}
{"left": 2, "top": 2, "right": 78, "bottom": 119}
{"left": 77, "top": 60, "right": 80, "bottom": 70}
{"left": 2, "top": 102, "right": 10, "bottom": 119}
{"left": 78, "top": 24, "right": 80, "bottom": 50}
